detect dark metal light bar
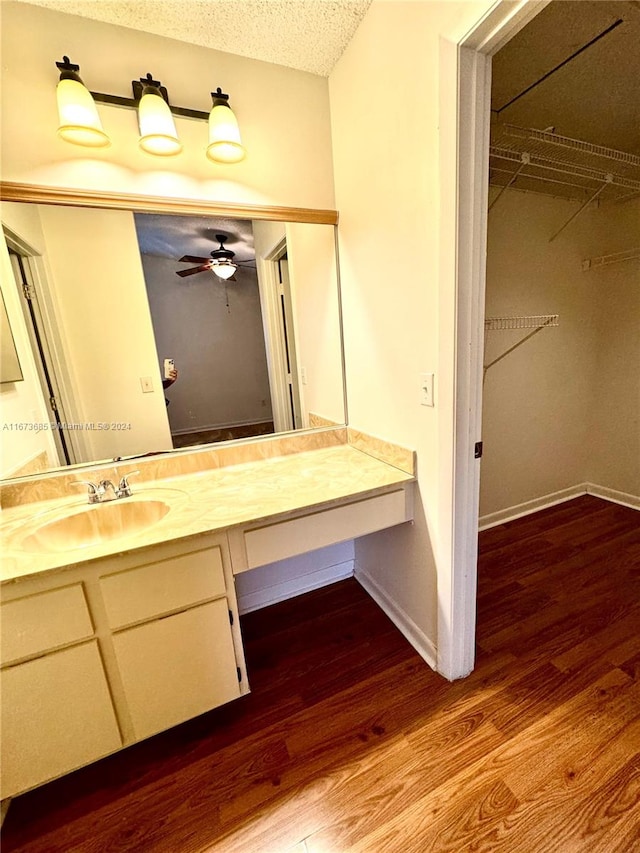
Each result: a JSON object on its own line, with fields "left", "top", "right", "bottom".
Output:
{"left": 90, "top": 87, "right": 210, "bottom": 122}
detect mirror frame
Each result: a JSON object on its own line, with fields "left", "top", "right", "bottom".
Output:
{"left": 0, "top": 181, "right": 346, "bottom": 480}
{"left": 0, "top": 182, "right": 338, "bottom": 224}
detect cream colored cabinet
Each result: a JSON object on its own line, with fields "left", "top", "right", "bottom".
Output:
{"left": 112, "top": 600, "right": 240, "bottom": 740}
{"left": 1, "top": 642, "right": 122, "bottom": 798}
{"left": 99, "top": 540, "right": 244, "bottom": 740}
{"left": 0, "top": 584, "right": 121, "bottom": 800}
{"left": 0, "top": 535, "right": 246, "bottom": 800}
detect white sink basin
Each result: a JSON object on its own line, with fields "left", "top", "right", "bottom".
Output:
{"left": 15, "top": 490, "right": 187, "bottom": 554}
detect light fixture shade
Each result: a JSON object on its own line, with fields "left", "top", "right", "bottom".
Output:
{"left": 206, "top": 89, "right": 245, "bottom": 164}
{"left": 138, "top": 87, "right": 182, "bottom": 156}
{"left": 56, "top": 59, "right": 110, "bottom": 148}
{"left": 211, "top": 260, "right": 237, "bottom": 280}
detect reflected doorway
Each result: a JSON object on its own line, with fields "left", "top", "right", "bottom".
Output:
{"left": 5, "top": 238, "right": 73, "bottom": 467}
{"left": 135, "top": 213, "right": 276, "bottom": 449}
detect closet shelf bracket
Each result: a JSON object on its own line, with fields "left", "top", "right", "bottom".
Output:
{"left": 483, "top": 315, "right": 558, "bottom": 379}
{"left": 548, "top": 176, "right": 613, "bottom": 242}
{"left": 489, "top": 154, "right": 530, "bottom": 212}
{"left": 582, "top": 247, "right": 640, "bottom": 271}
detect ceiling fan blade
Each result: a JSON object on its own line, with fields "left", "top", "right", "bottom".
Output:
{"left": 178, "top": 255, "right": 210, "bottom": 263}
{"left": 176, "top": 265, "right": 210, "bottom": 277}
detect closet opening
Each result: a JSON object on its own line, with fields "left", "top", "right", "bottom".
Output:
{"left": 481, "top": 0, "right": 639, "bottom": 527}
{"left": 448, "top": 0, "right": 639, "bottom": 678}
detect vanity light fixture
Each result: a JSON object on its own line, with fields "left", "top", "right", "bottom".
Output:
{"left": 135, "top": 74, "right": 182, "bottom": 156}
{"left": 54, "top": 58, "right": 245, "bottom": 162}
{"left": 55, "top": 56, "right": 110, "bottom": 147}
{"left": 206, "top": 88, "right": 246, "bottom": 164}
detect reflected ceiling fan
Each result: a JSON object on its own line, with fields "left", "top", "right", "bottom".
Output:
{"left": 176, "top": 234, "right": 255, "bottom": 281}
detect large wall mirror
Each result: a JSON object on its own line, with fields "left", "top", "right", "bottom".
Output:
{"left": 0, "top": 188, "right": 345, "bottom": 480}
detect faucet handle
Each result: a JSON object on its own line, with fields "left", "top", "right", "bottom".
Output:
{"left": 71, "top": 480, "right": 104, "bottom": 504}
{"left": 117, "top": 470, "right": 140, "bottom": 498}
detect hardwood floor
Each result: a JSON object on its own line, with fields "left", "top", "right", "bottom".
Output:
{"left": 2, "top": 495, "right": 639, "bottom": 852}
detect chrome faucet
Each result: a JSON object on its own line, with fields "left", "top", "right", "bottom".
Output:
{"left": 117, "top": 471, "right": 139, "bottom": 497}
{"left": 72, "top": 470, "right": 140, "bottom": 503}
{"left": 99, "top": 479, "right": 120, "bottom": 501}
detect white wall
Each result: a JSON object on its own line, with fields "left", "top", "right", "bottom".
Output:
{"left": 481, "top": 191, "right": 639, "bottom": 517}
{"left": 329, "top": 0, "right": 495, "bottom": 676}
{"left": 0, "top": 1, "right": 334, "bottom": 210}
{"left": 142, "top": 255, "right": 273, "bottom": 434}
{"left": 587, "top": 199, "right": 640, "bottom": 499}
{"left": 480, "top": 190, "right": 596, "bottom": 515}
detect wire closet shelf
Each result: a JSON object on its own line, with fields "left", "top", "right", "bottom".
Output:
{"left": 489, "top": 124, "right": 640, "bottom": 204}
{"left": 484, "top": 315, "right": 559, "bottom": 331}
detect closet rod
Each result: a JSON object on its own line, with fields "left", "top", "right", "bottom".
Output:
{"left": 582, "top": 247, "right": 640, "bottom": 271}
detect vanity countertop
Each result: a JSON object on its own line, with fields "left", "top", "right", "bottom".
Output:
{"left": 0, "top": 445, "right": 414, "bottom": 584}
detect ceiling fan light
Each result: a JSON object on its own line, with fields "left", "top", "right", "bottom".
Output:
{"left": 211, "top": 259, "right": 237, "bottom": 280}
{"left": 206, "top": 90, "right": 245, "bottom": 164}
{"left": 138, "top": 81, "right": 182, "bottom": 156}
{"left": 56, "top": 58, "right": 110, "bottom": 148}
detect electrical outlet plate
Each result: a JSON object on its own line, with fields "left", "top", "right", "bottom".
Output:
{"left": 420, "top": 372, "right": 434, "bottom": 407}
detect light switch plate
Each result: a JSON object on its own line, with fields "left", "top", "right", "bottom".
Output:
{"left": 140, "top": 377, "right": 154, "bottom": 393}
{"left": 420, "top": 372, "right": 435, "bottom": 407}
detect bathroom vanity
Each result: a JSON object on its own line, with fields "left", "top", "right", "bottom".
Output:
{"left": 0, "top": 437, "right": 415, "bottom": 800}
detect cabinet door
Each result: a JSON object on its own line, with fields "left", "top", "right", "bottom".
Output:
{"left": 112, "top": 600, "right": 241, "bottom": 741}
{"left": 1, "top": 641, "right": 122, "bottom": 799}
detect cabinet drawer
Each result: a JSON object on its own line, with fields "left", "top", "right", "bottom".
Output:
{"left": 240, "top": 489, "right": 411, "bottom": 571}
{"left": 0, "top": 584, "right": 93, "bottom": 666}
{"left": 112, "top": 600, "right": 241, "bottom": 741}
{"left": 100, "top": 546, "right": 226, "bottom": 629}
{"left": 1, "top": 641, "right": 122, "bottom": 798}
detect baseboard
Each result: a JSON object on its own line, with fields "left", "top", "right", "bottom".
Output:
{"left": 170, "top": 417, "right": 271, "bottom": 436}
{"left": 478, "top": 484, "right": 588, "bottom": 530}
{"left": 236, "top": 560, "right": 354, "bottom": 614}
{"left": 355, "top": 565, "right": 437, "bottom": 671}
{"left": 479, "top": 481, "right": 640, "bottom": 530}
{"left": 586, "top": 483, "right": 640, "bottom": 511}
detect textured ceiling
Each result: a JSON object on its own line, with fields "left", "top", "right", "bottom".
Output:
{"left": 13, "top": 0, "right": 372, "bottom": 76}
{"left": 134, "top": 213, "right": 255, "bottom": 261}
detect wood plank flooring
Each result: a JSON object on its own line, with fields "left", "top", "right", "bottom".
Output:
{"left": 2, "top": 495, "right": 639, "bottom": 852}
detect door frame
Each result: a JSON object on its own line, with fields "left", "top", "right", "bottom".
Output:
{"left": 3, "top": 226, "right": 85, "bottom": 466}
{"left": 443, "top": 0, "right": 550, "bottom": 678}
{"left": 255, "top": 235, "right": 303, "bottom": 433}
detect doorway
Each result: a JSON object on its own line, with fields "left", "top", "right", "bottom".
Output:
{"left": 4, "top": 232, "right": 76, "bottom": 468}
{"left": 261, "top": 239, "right": 303, "bottom": 433}
{"left": 448, "top": 0, "right": 639, "bottom": 677}
{"left": 480, "top": 2, "right": 640, "bottom": 528}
